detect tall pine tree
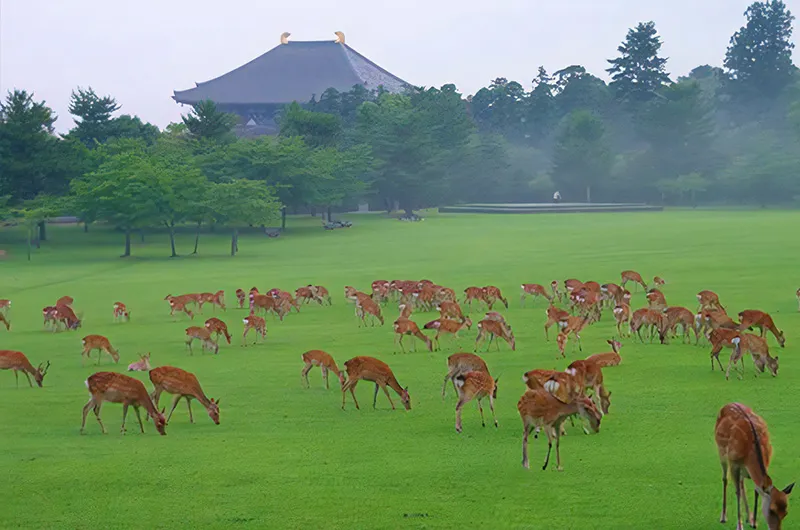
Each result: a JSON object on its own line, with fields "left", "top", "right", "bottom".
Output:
{"left": 607, "top": 22, "right": 671, "bottom": 104}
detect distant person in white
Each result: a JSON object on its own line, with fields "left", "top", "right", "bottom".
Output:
{"left": 553, "top": 191, "right": 561, "bottom": 204}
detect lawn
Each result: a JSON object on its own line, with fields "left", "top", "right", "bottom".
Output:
{"left": 0, "top": 210, "right": 798, "bottom": 530}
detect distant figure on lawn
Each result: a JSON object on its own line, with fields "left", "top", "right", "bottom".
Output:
{"left": 553, "top": 191, "right": 561, "bottom": 204}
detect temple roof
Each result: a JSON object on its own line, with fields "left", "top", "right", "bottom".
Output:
{"left": 173, "top": 40, "right": 411, "bottom": 106}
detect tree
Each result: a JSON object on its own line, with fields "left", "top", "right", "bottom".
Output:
{"left": 724, "top": 1, "right": 796, "bottom": 98}
{"left": 607, "top": 22, "right": 671, "bottom": 104}
{"left": 469, "top": 78, "right": 527, "bottom": 139}
{"left": 524, "top": 67, "right": 558, "bottom": 145}
{"left": 279, "top": 103, "right": 342, "bottom": 147}
{"left": 181, "top": 100, "right": 238, "bottom": 143}
{"left": 13, "top": 195, "right": 62, "bottom": 260}
{"left": 67, "top": 87, "right": 121, "bottom": 147}
{"left": 105, "top": 115, "right": 161, "bottom": 145}
{"left": 210, "top": 180, "right": 281, "bottom": 256}
{"left": 551, "top": 111, "right": 612, "bottom": 202}
{"left": 552, "top": 66, "right": 612, "bottom": 117}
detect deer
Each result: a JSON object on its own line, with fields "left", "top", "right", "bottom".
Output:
{"left": 474, "top": 318, "right": 516, "bottom": 351}
{"left": 517, "top": 389, "right": 602, "bottom": 470}
{"left": 620, "top": 270, "right": 647, "bottom": 291}
{"left": 431, "top": 318, "right": 472, "bottom": 350}
{"left": 42, "top": 306, "right": 58, "bottom": 330}
{"left": 600, "top": 283, "right": 622, "bottom": 308}
{"left": 0, "top": 313, "right": 9, "bottom": 331}
{"left": 185, "top": 326, "right": 219, "bottom": 355}
{"left": 585, "top": 339, "right": 623, "bottom": 367}
{"left": 559, "top": 315, "right": 592, "bottom": 352}
{"left": 169, "top": 298, "right": 195, "bottom": 320}
{"left": 295, "top": 286, "right": 315, "bottom": 305}
{"left": 312, "top": 285, "right": 331, "bottom": 305}
{"left": 242, "top": 314, "right": 267, "bottom": 345}
{"left": 613, "top": 303, "right": 631, "bottom": 337}
{"left": 268, "top": 288, "right": 300, "bottom": 313}
{"left": 715, "top": 402, "right": 794, "bottom": 529}
{"left": 55, "top": 304, "right": 82, "bottom": 331}
{"left": 564, "top": 279, "right": 583, "bottom": 297}
{"left": 341, "top": 356, "right": 411, "bottom": 411}
{"left": 550, "top": 280, "right": 562, "bottom": 302}
{"left": 544, "top": 304, "right": 571, "bottom": 340}
{"left": 442, "top": 353, "right": 489, "bottom": 399}
{"left": 653, "top": 276, "right": 666, "bottom": 287}
{"left": 646, "top": 289, "right": 667, "bottom": 311}
{"left": 708, "top": 328, "right": 744, "bottom": 372}
{"left": 205, "top": 317, "right": 232, "bottom": 344}
{"left": 250, "top": 293, "right": 275, "bottom": 315}
{"left": 741, "top": 335, "right": 780, "bottom": 378}
{"left": 236, "top": 288, "right": 246, "bottom": 309}
{"left": 698, "top": 290, "right": 724, "bottom": 312}
{"left": 521, "top": 284, "right": 552, "bottom": 307}
{"left": 113, "top": 302, "right": 130, "bottom": 322}
{"left": 393, "top": 318, "right": 432, "bottom": 352}
{"left": 483, "top": 286, "right": 508, "bottom": 310}
{"left": 200, "top": 290, "right": 225, "bottom": 312}
{"left": 710, "top": 330, "right": 779, "bottom": 380}
{"left": 301, "top": 350, "right": 345, "bottom": 389}
{"left": 463, "top": 287, "right": 487, "bottom": 309}
{"left": 454, "top": 371, "right": 498, "bottom": 433}
{"left": 0, "top": 299, "right": 10, "bottom": 315}
{"left": 149, "top": 366, "right": 220, "bottom": 425}
{"left": 356, "top": 297, "right": 384, "bottom": 327}
{"left": 0, "top": 351, "right": 49, "bottom": 387}
{"left": 80, "top": 371, "right": 167, "bottom": 436}
{"left": 127, "top": 353, "right": 151, "bottom": 372}
{"left": 56, "top": 295, "right": 74, "bottom": 308}
{"left": 738, "top": 310, "right": 786, "bottom": 348}
{"left": 565, "top": 359, "right": 606, "bottom": 413}
{"left": 662, "top": 306, "right": 699, "bottom": 344}
{"left": 437, "top": 300, "right": 466, "bottom": 322}
{"left": 81, "top": 335, "right": 120, "bottom": 365}
{"left": 630, "top": 308, "right": 665, "bottom": 343}
{"left": 398, "top": 303, "right": 413, "bottom": 319}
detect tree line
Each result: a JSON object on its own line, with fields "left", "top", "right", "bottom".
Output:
{"left": 1, "top": 0, "right": 798, "bottom": 257}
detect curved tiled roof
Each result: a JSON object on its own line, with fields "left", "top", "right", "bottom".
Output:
{"left": 173, "top": 41, "right": 410, "bottom": 105}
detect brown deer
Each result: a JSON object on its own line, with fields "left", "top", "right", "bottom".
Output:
{"left": 475, "top": 318, "right": 516, "bottom": 351}
{"left": 517, "top": 389, "right": 602, "bottom": 470}
{"left": 565, "top": 359, "right": 606, "bottom": 413}
{"left": 0, "top": 313, "right": 9, "bottom": 331}
{"left": 463, "top": 287, "right": 487, "bottom": 309}
{"left": 301, "top": 350, "right": 345, "bottom": 389}
{"left": 521, "top": 284, "right": 552, "bottom": 307}
{"left": 564, "top": 279, "right": 583, "bottom": 297}
{"left": 708, "top": 328, "right": 743, "bottom": 372}
{"left": 738, "top": 310, "right": 786, "bottom": 348}
{"left": 236, "top": 288, "right": 246, "bottom": 309}
{"left": 127, "top": 353, "right": 151, "bottom": 372}
{"left": 483, "top": 286, "right": 508, "bottom": 309}
{"left": 646, "top": 289, "right": 667, "bottom": 311}
{"left": 250, "top": 293, "right": 275, "bottom": 315}
{"left": 113, "top": 302, "right": 130, "bottom": 322}
{"left": 550, "top": 280, "right": 562, "bottom": 301}
{"left": 662, "top": 306, "right": 698, "bottom": 344}
{"left": 205, "top": 317, "right": 232, "bottom": 344}
{"left": 0, "top": 299, "right": 10, "bottom": 315}
{"left": 185, "top": 327, "right": 219, "bottom": 355}
{"left": 613, "top": 303, "right": 631, "bottom": 337}
{"left": 697, "top": 290, "right": 724, "bottom": 311}
{"left": 715, "top": 402, "right": 794, "bottom": 529}
{"left": 653, "top": 276, "right": 666, "bottom": 287}
{"left": 341, "top": 356, "right": 411, "bottom": 411}
{"left": 357, "top": 297, "right": 384, "bottom": 327}
{"left": 630, "top": 308, "right": 665, "bottom": 343}
{"left": 437, "top": 300, "right": 466, "bottom": 322}
{"left": 431, "top": 318, "right": 472, "bottom": 350}
{"left": 56, "top": 295, "right": 74, "bottom": 308}
{"left": 620, "top": 270, "right": 647, "bottom": 291}
{"left": 295, "top": 286, "right": 315, "bottom": 305}
{"left": 393, "top": 318, "right": 432, "bottom": 352}
{"left": 585, "top": 339, "right": 623, "bottom": 367}
{"left": 312, "top": 285, "right": 331, "bottom": 305}
{"left": 80, "top": 372, "right": 167, "bottom": 436}
{"left": 454, "top": 371, "right": 498, "bottom": 433}
{"left": 242, "top": 314, "right": 267, "bottom": 345}
{"left": 0, "top": 350, "right": 49, "bottom": 387}
{"left": 81, "top": 335, "right": 120, "bottom": 365}
{"left": 544, "top": 304, "right": 571, "bottom": 340}
{"left": 55, "top": 304, "right": 82, "bottom": 331}
{"left": 441, "top": 352, "right": 489, "bottom": 399}
{"left": 169, "top": 298, "right": 195, "bottom": 320}
{"left": 150, "top": 366, "right": 220, "bottom": 425}
{"left": 600, "top": 283, "right": 622, "bottom": 308}
{"left": 559, "top": 315, "right": 591, "bottom": 352}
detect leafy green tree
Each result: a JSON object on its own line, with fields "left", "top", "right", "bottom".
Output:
{"left": 553, "top": 66, "right": 612, "bottom": 117}
{"left": 67, "top": 87, "right": 121, "bottom": 147}
{"left": 181, "top": 100, "right": 238, "bottom": 142}
{"left": 279, "top": 103, "right": 342, "bottom": 147}
{"left": 524, "top": 67, "right": 557, "bottom": 145}
{"left": 724, "top": 1, "right": 795, "bottom": 98}
{"left": 106, "top": 115, "right": 161, "bottom": 145}
{"left": 210, "top": 179, "right": 281, "bottom": 255}
{"left": 470, "top": 78, "right": 527, "bottom": 139}
{"left": 607, "top": 22, "right": 671, "bottom": 103}
{"left": 551, "top": 110, "right": 612, "bottom": 202}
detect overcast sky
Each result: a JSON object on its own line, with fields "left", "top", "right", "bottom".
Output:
{"left": 1, "top": 0, "right": 797, "bottom": 132}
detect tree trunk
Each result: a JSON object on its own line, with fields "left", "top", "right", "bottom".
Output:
{"left": 38, "top": 221, "right": 47, "bottom": 241}
{"left": 167, "top": 223, "right": 178, "bottom": 257}
{"left": 140, "top": 229, "right": 145, "bottom": 243}
{"left": 84, "top": 222, "right": 89, "bottom": 233}
{"left": 327, "top": 206, "right": 332, "bottom": 222}
{"left": 231, "top": 228, "right": 238, "bottom": 256}
{"left": 586, "top": 185, "right": 591, "bottom": 204}
{"left": 27, "top": 226, "right": 32, "bottom": 262}
{"left": 281, "top": 208, "right": 286, "bottom": 230}
{"left": 122, "top": 228, "right": 131, "bottom": 257}
{"left": 193, "top": 221, "right": 201, "bottom": 254}
{"left": 404, "top": 207, "right": 414, "bottom": 217}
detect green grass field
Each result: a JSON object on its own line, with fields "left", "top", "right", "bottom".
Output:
{"left": 1, "top": 211, "right": 798, "bottom": 529}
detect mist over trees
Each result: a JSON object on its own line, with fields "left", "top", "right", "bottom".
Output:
{"left": 0, "top": 0, "right": 798, "bottom": 255}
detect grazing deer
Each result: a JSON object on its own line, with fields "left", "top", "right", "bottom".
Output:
{"left": 559, "top": 315, "right": 591, "bottom": 352}
{"left": 169, "top": 298, "right": 195, "bottom": 320}
{"left": 715, "top": 402, "right": 794, "bottom": 529}
{"left": 437, "top": 300, "right": 466, "bottom": 322}
{"left": 55, "top": 304, "right": 82, "bottom": 331}
{"left": 393, "top": 318, "right": 432, "bottom": 352}
{"left": 662, "top": 306, "right": 698, "bottom": 344}
{"left": 564, "top": 279, "right": 583, "bottom": 297}
{"left": 312, "top": 285, "right": 331, "bottom": 305}
{"left": 483, "top": 286, "right": 508, "bottom": 310}
{"left": 295, "top": 286, "right": 315, "bottom": 305}
{"left": 268, "top": 288, "right": 300, "bottom": 313}
{"left": 697, "top": 290, "right": 724, "bottom": 311}
{"left": 0, "top": 313, "right": 9, "bottom": 331}
{"left": 585, "top": 339, "right": 623, "bottom": 367}
{"left": 708, "top": 328, "right": 743, "bottom": 372}
{"left": 442, "top": 353, "right": 489, "bottom": 399}
{"left": 0, "top": 299, "right": 10, "bottom": 315}
{"left": 475, "top": 318, "right": 516, "bottom": 351}
{"left": 42, "top": 306, "right": 58, "bottom": 330}
{"left": 0, "top": 351, "right": 49, "bottom": 387}
{"left": 454, "top": 371, "right": 498, "bottom": 433}
{"left": 203, "top": 290, "right": 226, "bottom": 311}
{"left": 80, "top": 372, "right": 167, "bottom": 435}
{"left": 242, "top": 314, "right": 267, "bottom": 345}
{"left": 341, "top": 356, "right": 411, "bottom": 411}
{"left": 620, "top": 270, "right": 647, "bottom": 291}
{"left": 127, "top": 353, "right": 151, "bottom": 372}
{"left": 613, "top": 304, "right": 631, "bottom": 337}
{"left": 630, "top": 308, "right": 665, "bottom": 343}
{"left": 463, "top": 287, "right": 487, "bottom": 309}
{"left": 301, "top": 350, "right": 345, "bottom": 389}
{"left": 600, "top": 283, "right": 622, "bottom": 308}
{"left": 113, "top": 302, "right": 130, "bottom": 322}
{"left": 646, "top": 289, "right": 667, "bottom": 311}
{"left": 517, "top": 389, "right": 602, "bottom": 470}
{"left": 56, "top": 295, "right": 74, "bottom": 308}
{"left": 205, "top": 317, "right": 231, "bottom": 344}
{"left": 185, "top": 327, "right": 219, "bottom": 355}
{"left": 544, "top": 304, "right": 571, "bottom": 340}
{"left": 565, "top": 359, "right": 606, "bottom": 413}
{"left": 150, "top": 366, "right": 220, "bottom": 425}
{"left": 738, "top": 310, "right": 786, "bottom": 348}
{"left": 250, "top": 293, "right": 275, "bottom": 315}
{"left": 741, "top": 335, "right": 780, "bottom": 378}
{"left": 81, "top": 335, "right": 120, "bottom": 365}
{"left": 556, "top": 331, "right": 569, "bottom": 358}
{"left": 432, "top": 318, "right": 472, "bottom": 350}
{"left": 236, "top": 288, "right": 246, "bottom": 309}
{"left": 356, "top": 297, "right": 384, "bottom": 327}
{"left": 521, "top": 284, "right": 552, "bottom": 307}
{"left": 653, "top": 276, "right": 666, "bottom": 287}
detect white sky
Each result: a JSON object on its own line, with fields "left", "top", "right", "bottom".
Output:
{"left": 1, "top": 0, "right": 797, "bottom": 132}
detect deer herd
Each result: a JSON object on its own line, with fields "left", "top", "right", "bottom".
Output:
{"left": 0, "top": 270, "right": 796, "bottom": 529}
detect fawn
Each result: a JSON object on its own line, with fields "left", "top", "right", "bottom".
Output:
{"left": 301, "top": 350, "right": 345, "bottom": 389}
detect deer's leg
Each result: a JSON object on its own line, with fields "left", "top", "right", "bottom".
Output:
{"left": 555, "top": 429, "right": 564, "bottom": 471}
{"left": 14, "top": 370, "right": 19, "bottom": 388}
{"left": 543, "top": 425, "right": 554, "bottom": 470}
{"left": 720, "top": 461, "right": 729, "bottom": 523}
{"left": 321, "top": 367, "right": 329, "bottom": 389}
{"left": 121, "top": 404, "right": 129, "bottom": 434}
{"left": 241, "top": 327, "right": 249, "bottom": 346}
{"left": 489, "top": 395, "right": 498, "bottom": 428}
{"left": 521, "top": 424, "right": 531, "bottom": 469}
{"left": 80, "top": 398, "right": 94, "bottom": 434}
{"left": 185, "top": 397, "right": 194, "bottom": 423}
{"left": 442, "top": 371, "right": 454, "bottom": 400}
{"left": 349, "top": 381, "right": 360, "bottom": 410}
{"left": 455, "top": 397, "right": 466, "bottom": 432}
{"left": 372, "top": 383, "right": 381, "bottom": 409}
{"left": 476, "top": 398, "right": 486, "bottom": 427}
{"left": 739, "top": 477, "right": 751, "bottom": 527}
{"left": 734, "top": 468, "right": 743, "bottom": 530}
{"left": 23, "top": 371, "right": 32, "bottom": 387}
{"left": 134, "top": 406, "right": 145, "bottom": 433}
{"left": 167, "top": 395, "right": 182, "bottom": 422}
{"left": 750, "top": 487, "right": 759, "bottom": 528}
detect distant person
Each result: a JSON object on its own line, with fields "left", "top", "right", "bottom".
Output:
{"left": 553, "top": 191, "right": 561, "bottom": 204}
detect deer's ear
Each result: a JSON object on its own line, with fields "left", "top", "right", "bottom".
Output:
{"left": 216, "top": 398, "right": 221, "bottom": 406}
{"left": 783, "top": 483, "right": 795, "bottom": 495}
{"left": 161, "top": 407, "right": 166, "bottom": 414}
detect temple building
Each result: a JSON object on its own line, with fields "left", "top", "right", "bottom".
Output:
{"left": 173, "top": 32, "right": 411, "bottom": 135}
